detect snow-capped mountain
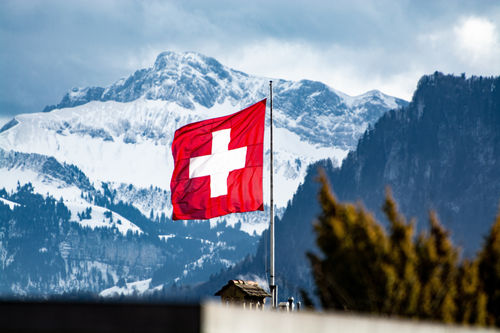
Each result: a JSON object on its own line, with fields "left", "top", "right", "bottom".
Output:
{"left": 0, "top": 51, "right": 406, "bottom": 233}
{"left": 0, "top": 51, "right": 407, "bottom": 296}
{"left": 43, "top": 51, "right": 406, "bottom": 150}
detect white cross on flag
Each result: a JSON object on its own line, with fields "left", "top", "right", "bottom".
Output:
{"left": 170, "top": 100, "right": 266, "bottom": 220}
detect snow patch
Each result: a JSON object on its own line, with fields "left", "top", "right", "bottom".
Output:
{"left": 159, "top": 234, "right": 175, "bottom": 242}
{"left": 0, "top": 197, "right": 20, "bottom": 209}
{"left": 99, "top": 279, "right": 162, "bottom": 297}
{"left": 66, "top": 202, "right": 143, "bottom": 236}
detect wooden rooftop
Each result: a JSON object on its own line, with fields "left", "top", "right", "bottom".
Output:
{"left": 214, "top": 280, "right": 271, "bottom": 298}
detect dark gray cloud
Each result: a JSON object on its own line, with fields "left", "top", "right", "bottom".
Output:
{"left": 1, "top": 0, "right": 499, "bottom": 119}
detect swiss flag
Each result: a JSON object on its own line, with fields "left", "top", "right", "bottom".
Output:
{"left": 170, "top": 99, "right": 266, "bottom": 220}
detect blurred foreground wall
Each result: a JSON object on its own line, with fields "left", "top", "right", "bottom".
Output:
{"left": 1, "top": 301, "right": 499, "bottom": 333}
{"left": 203, "top": 302, "right": 499, "bottom": 333}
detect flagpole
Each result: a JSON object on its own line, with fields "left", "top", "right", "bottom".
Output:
{"left": 269, "top": 80, "right": 277, "bottom": 308}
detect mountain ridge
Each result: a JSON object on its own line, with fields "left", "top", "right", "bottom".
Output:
{"left": 41, "top": 51, "right": 406, "bottom": 118}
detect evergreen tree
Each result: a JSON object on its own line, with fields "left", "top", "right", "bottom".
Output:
{"left": 307, "top": 171, "right": 390, "bottom": 312}
{"left": 415, "top": 211, "right": 458, "bottom": 323}
{"left": 479, "top": 210, "right": 500, "bottom": 326}
{"left": 382, "top": 188, "right": 420, "bottom": 317}
{"left": 308, "top": 171, "right": 497, "bottom": 326}
{"left": 455, "top": 259, "right": 487, "bottom": 325}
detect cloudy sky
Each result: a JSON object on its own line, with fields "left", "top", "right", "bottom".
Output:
{"left": 1, "top": 0, "right": 500, "bottom": 125}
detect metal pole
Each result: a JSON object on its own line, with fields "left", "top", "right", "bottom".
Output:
{"left": 269, "top": 80, "right": 277, "bottom": 308}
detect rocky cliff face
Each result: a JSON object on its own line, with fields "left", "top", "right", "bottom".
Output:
{"left": 333, "top": 72, "right": 500, "bottom": 252}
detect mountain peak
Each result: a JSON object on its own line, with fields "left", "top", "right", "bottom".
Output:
{"left": 41, "top": 50, "right": 240, "bottom": 112}
{"left": 153, "top": 51, "right": 226, "bottom": 76}
{"left": 155, "top": 51, "right": 209, "bottom": 66}
{"left": 39, "top": 50, "right": 407, "bottom": 133}
{"left": 360, "top": 89, "right": 382, "bottom": 97}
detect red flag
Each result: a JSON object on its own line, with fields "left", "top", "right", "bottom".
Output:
{"left": 170, "top": 99, "right": 266, "bottom": 220}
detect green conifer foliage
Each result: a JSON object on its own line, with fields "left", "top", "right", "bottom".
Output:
{"left": 309, "top": 171, "right": 498, "bottom": 326}
{"left": 382, "top": 188, "right": 420, "bottom": 317}
{"left": 456, "top": 259, "right": 487, "bottom": 325}
{"left": 415, "top": 212, "right": 459, "bottom": 323}
{"left": 479, "top": 210, "right": 500, "bottom": 326}
{"left": 308, "top": 171, "right": 390, "bottom": 313}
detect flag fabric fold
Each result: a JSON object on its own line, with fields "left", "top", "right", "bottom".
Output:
{"left": 170, "top": 99, "right": 266, "bottom": 220}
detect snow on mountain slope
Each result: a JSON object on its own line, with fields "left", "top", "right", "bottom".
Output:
{"left": 0, "top": 197, "right": 19, "bottom": 209}
{"left": 65, "top": 202, "right": 143, "bottom": 236}
{"left": 0, "top": 167, "right": 142, "bottom": 236}
{"left": 0, "top": 51, "right": 407, "bottom": 235}
{"left": 0, "top": 148, "right": 142, "bottom": 236}
{"left": 99, "top": 278, "right": 162, "bottom": 297}
{"left": 0, "top": 99, "right": 345, "bottom": 215}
